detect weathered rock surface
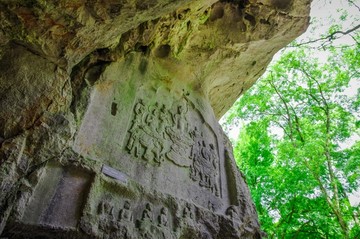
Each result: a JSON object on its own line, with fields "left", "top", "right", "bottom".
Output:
{"left": 0, "top": 0, "right": 310, "bottom": 238}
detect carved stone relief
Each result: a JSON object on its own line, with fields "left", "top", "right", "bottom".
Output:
{"left": 125, "top": 99, "right": 192, "bottom": 166}
{"left": 4, "top": 161, "right": 263, "bottom": 239}
{"left": 181, "top": 202, "right": 196, "bottom": 228}
{"left": 190, "top": 130, "right": 220, "bottom": 197}
{"left": 124, "top": 95, "right": 221, "bottom": 197}
{"left": 119, "top": 200, "right": 133, "bottom": 222}
{"left": 91, "top": 197, "right": 178, "bottom": 239}
{"left": 0, "top": 79, "right": 263, "bottom": 238}
{"left": 226, "top": 205, "right": 241, "bottom": 230}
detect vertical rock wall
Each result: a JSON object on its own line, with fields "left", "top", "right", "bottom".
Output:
{"left": 0, "top": 0, "right": 310, "bottom": 238}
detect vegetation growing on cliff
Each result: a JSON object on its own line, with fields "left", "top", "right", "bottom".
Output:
{"left": 222, "top": 0, "right": 360, "bottom": 238}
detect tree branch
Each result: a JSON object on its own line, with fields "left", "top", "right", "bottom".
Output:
{"left": 299, "top": 67, "right": 349, "bottom": 236}
{"left": 288, "top": 104, "right": 305, "bottom": 143}
{"left": 268, "top": 74, "right": 297, "bottom": 145}
{"left": 349, "top": 0, "right": 360, "bottom": 12}
{"left": 292, "top": 24, "right": 360, "bottom": 47}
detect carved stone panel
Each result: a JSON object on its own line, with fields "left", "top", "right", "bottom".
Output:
{"left": 20, "top": 163, "right": 92, "bottom": 229}
{"left": 64, "top": 55, "right": 263, "bottom": 238}
{"left": 72, "top": 70, "right": 225, "bottom": 209}
{"left": 123, "top": 94, "right": 221, "bottom": 198}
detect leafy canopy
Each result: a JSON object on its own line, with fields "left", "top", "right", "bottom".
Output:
{"left": 223, "top": 33, "right": 360, "bottom": 238}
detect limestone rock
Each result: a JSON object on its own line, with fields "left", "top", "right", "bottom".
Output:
{"left": 0, "top": 0, "right": 310, "bottom": 117}
{"left": 0, "top": 0, "right": 310, "bottom": 238}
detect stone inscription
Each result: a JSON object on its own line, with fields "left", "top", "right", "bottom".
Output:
{"left": 102, "top": 165, "right": 128, "bottom": 184}
{"left": 125, "top": 98, "right": 220, "bottom": 196}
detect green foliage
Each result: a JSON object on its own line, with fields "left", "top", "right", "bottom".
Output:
{"left": 223, "top": 40, "right": 360, "bottom": 238}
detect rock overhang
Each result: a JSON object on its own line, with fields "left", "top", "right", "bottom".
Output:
{"left": 0, "top": 0, "right": 311, "bottom": 118}
{"left": 0, "top": 1, "right": 312, "bottom": 238}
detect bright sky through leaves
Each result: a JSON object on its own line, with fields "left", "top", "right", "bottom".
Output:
{"left": 221, "top": 0, "right": 360, "bottom": 237}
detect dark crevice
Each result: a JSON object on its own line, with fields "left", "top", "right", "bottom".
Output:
{"left": 260, "top": 19, "right": 271, "bottom": 25}
{"left": 108, "top": 3, "right": 123, "bottom": 17}
{"left": 0, "top": 136, "right": 4, "bottom": 148}
{"left": 187, "top": 21, "right": 191, "bottom": 30}
{"left": 135, "top": 43, "right": 150, "bottom": 55}
{"left": 111, "top": 102, "right": 118, "bottom": 116}
{"left": 210, "top": 5, "right": 224, "bottom": 21}
{"left": 271, "top": 0, "right": 293, "bottom": 10}
{"left": 69, "top": 48, "right": 115, "bottom": 116}
{"left": 154, "top": 44, "right": 171, "bottom": 58}
{"left": 139, "top": 58, "right": 148, "bottom": 74}
{"left": 224, "top": 149, "right": 239, "bottom": 205}
{"left": 220, "top": 0, "right": 249, "bottom": 9}
{"left": 244, "top": 13, "right": 256, "bottom": 26}
{"left": 70, "top": 61, "right": 109, "bottom": 116}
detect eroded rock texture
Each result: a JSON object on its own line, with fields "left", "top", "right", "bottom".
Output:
{"left": 0, "top": 0, "right": 310, "bottom": 238}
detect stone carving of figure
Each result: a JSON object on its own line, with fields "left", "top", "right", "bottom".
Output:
{"left": 119, "top": 200, "right": 133, "bottom": 222}
{"left": 183, "top": 203, "right": 194, "bottom": 220}
{"left": 156, "top": 104, "right": 171, "bottom": 162}
{"left": 141, "top": 103, "right": 164, "bottom": 163}
{"left": 127, "top": 100, "right": 146, "bottom": 157}
{"left": 181, "top": 202, "right": 196, "bottom": 230}
{"left": 208, "top": 201, "right": 215, "bottom": 212}
{"left": 138, "top": 203, "right": 155, "bottom": 239}
{"left": 98, "top": 201, "right": 106, "bottom": 215}
{"left": 173, "top": 105, "right": 187, "bottom": 132}
{"left": 209, "top": 144, "right": 217, "bottom": 170}
{"left": 226, "top": 206, "right": 241, "bottom": 228}
{"left": 209, "top": 143, "right": 219, "bottom": 196}
{"left": 190, "top": 141, "right": 201, "bottom": 180}
{"left": 190, "top": 127, "right": 202, "bottom": 181}
{"left": 199, "top": 141, "right": 212, "bottom": 187}
{"left": 97, "top": 200, "right": 115, "bottom": 232}
{"left": 158, "top": 104, "right": 170, "bottom": 135}
{"left": 189, "top": 130, "right": 220, "bottom": 196}
{"left": 142, "top": 203, "right": 153, "bottom": 222}
{"left": 144, "top": 103, "right": 159, "bottom": 132}
{"left": 126, "top": 100, "right": 167, "bottom": 165}
{"left": 164, "top": 101, "right": 192, "bottom": 166}
{"left": 98, "top": 201, "right": 114, "bottom": 218}
{"left": 190, "top": 126, "right": 202, "bottom": 143}
{"left": 120, "top": 226, "right": 130, "bottom": 239}
{"left": 158, "top": 207, "right": 168, "bottom": 227}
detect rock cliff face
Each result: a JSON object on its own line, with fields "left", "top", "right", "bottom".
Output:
{"left": 0, "top": 0, "right": 310, "bottom": 238}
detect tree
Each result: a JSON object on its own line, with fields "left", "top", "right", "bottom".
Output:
{"left": 292, "top": 0, "right": 360, "bottom": 49}
{"left": 223, "top": 36, "right": 360, "bottom": 238}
